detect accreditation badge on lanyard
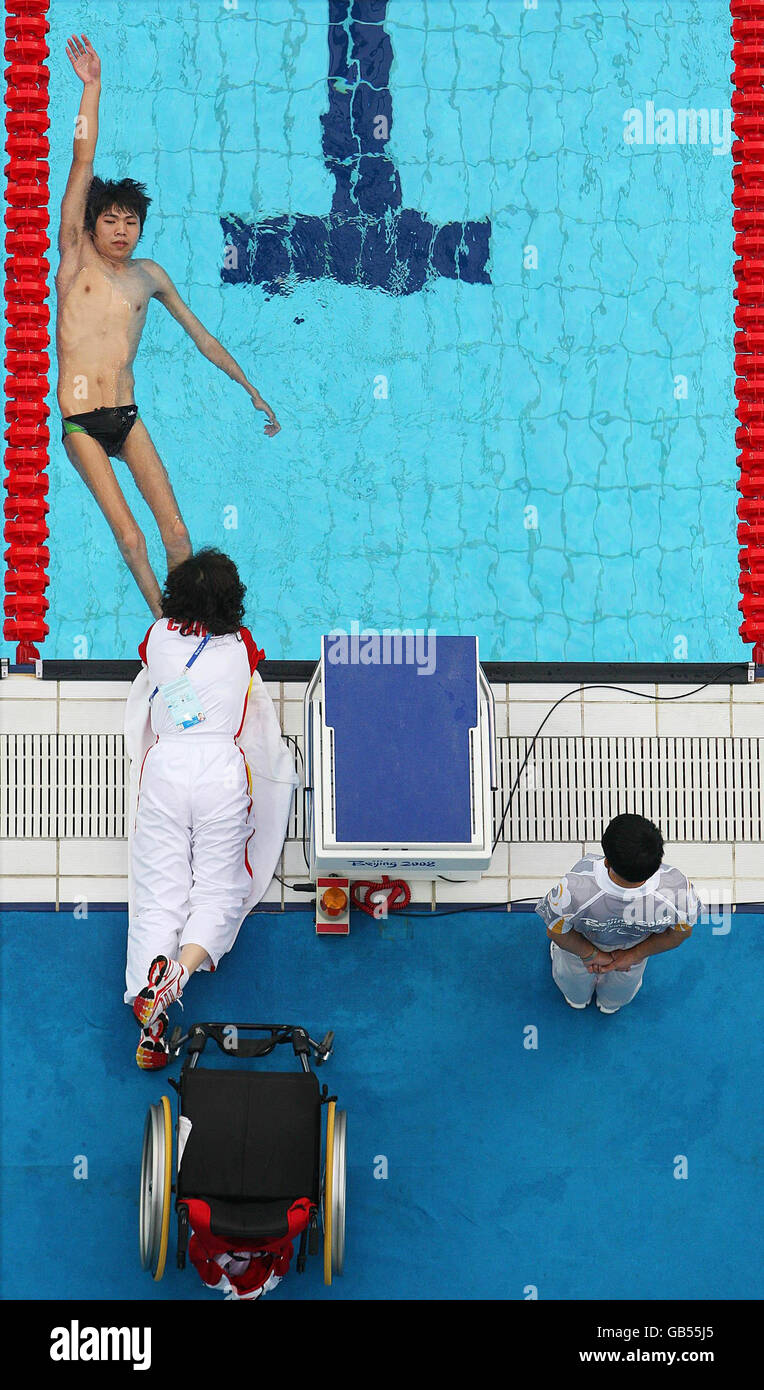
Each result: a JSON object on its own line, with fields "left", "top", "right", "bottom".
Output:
{"left": 149, "top": 634, "right": 210, "bottom": 730}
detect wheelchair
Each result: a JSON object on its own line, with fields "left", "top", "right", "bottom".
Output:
{"left": 139, "top": 1022, "right": 347, "bottom": 1297}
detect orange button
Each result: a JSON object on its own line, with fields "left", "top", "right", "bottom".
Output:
{"left": 321, "top": 885, "right": 348, "bottom": 917}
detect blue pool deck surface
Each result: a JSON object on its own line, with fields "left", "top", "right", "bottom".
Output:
{"left": 34, "top": 0, "right": 740, "bottom": 665}
{"left": 1, "top": 905, "right": 761, "bottom": 1301}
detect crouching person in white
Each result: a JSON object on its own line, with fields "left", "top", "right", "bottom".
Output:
{"left": 536, "top": 814, "right": 700, "bottom": 1014}
{"left": 126, "top": 548, "right": 267, "bottom": 1068}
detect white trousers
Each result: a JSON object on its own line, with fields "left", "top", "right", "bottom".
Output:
{"left": 550, "top": 940, "right": 647, "bottom": 1010}
{"left": 125, "top": 736, "right": 255, "bottom": 1003}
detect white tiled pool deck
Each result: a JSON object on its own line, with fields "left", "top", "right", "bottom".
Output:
{"left": 0, "top": 674, "right": 762, "bottom": 910}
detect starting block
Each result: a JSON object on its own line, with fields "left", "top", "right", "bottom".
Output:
{"left": 304, "top": 634, "right": 496, "bottom": 931}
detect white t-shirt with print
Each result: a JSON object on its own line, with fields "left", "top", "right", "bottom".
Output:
{"left": 535, "top": 853, "right": 701, "bottom": 949}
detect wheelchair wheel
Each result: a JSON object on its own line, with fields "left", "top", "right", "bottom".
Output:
{"left": 323, "top": 1101, "right": 347, "bottom": 1284}
{"left": 139, "top": 1095, "right": 173, "bottom": 1281}
{"left": 331, "top": 1108, "right": 347, "bottom": 1275}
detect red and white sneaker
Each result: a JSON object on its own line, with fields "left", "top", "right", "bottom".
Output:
{"left": 133, "top": 955, "right": 189, "bottom": 1028}
{"left": 136, "top": 1011, "right": 171, "bottom": 1070}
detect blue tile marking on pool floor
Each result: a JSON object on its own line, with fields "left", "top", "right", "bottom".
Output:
{"left": 221, "top": 0, "right": 491, "bottom": 296}
{"left": 324, "top": 634, "right": 477, "bottom": 843}
{"left": 1, "top": 908, "right": 760, "bottom": 1301}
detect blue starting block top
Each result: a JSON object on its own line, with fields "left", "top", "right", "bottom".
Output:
{"left": 323, "top": 635, "right": 478, "bottom": 845}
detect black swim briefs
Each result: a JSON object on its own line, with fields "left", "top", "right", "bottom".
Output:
{"left": 61, "top": 403, "right": 140, "bottom": 457}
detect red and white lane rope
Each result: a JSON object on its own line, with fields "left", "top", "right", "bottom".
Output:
{"left": 732, "top": 0, "right": 764, "bottom": 663}
{"left": 3, "top": 0, "right": 50, "bottom": 663}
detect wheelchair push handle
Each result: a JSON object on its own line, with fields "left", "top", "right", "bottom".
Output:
{"left": 291, "top": 1026, "right": 334, "bottom": 1060}
{"left": 178, "top": 1022, "right": 335, "bottom": 1065}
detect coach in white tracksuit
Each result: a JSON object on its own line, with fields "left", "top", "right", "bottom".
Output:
{"left": 125, "top": 601, "right": 264, "bottom": 1004}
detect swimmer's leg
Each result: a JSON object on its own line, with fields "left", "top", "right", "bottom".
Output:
{"left": 116, "top": 417, "right": 192, "bottom": 572}
{"left": 62, "top": 431, "right": 163, "bottom": 617}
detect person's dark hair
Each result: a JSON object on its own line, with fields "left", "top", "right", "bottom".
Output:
{"left": 160, "top": 549, "right": 246, "bottom": 635}
{"left": 84, "top": 176, "right": 152, "bottom": 238}
{"left": 601, "top": 813, "right": 664, "bottom": 883}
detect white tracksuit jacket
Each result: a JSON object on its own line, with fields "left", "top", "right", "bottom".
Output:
{"left": 125, "top": 618, "right": 264, "bottom": 999}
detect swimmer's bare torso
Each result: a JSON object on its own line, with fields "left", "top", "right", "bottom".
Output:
{"left": 55, "top": 242, "right": 156, "bottom": 415}
{"left": 55, "top": 32, "right": 280, "bottom": 618}
{"left": 58, "top": 34, "right": 280, "bottom": 436}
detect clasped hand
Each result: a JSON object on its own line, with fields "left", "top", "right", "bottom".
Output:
{"left": 585, "top": 947, "right": 638, "bottom": 974}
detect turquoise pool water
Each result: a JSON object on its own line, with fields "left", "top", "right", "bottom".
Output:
{"left": 39, "top": 0, "right": 736, "bottom": 662}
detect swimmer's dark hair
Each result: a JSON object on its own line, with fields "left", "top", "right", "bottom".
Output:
{"left": 84, "top": 176, "right": 152, "bottom": 238}
{"left": 160, "top": 548, "right": 246, "bottom": 636}
{"left": 601, "top": 813, "right": 664, "bottom": 884}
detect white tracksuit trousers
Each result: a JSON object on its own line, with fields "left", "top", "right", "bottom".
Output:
{"left": 125, "top": 734, "right": 254, "bottom": 1003}
{"left": 550, "top": 940, "right": 647, "bottom": 1009}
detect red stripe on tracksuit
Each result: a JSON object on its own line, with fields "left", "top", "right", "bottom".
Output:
{"left": 137, "top": 621, "right": 155, "bottom": 665}
{"left": 234, "top": 628, "right": 265, "bottom": 739}
{"left": 234, "top": 628, "right": 263, "bottom": 877}
{"left": 134, "top": 737, "right": 158, "bottom": 830}
{"left": 238, "top": 746, "right": 255, "bottom": 879}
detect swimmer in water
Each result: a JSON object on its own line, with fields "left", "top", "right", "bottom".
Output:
{"left": 57, "top": 35, "right": 281, "bottom": 617}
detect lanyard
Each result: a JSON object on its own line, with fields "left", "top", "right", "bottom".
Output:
{"left": 149, "top": 633, "right": 210, "bottom": 703}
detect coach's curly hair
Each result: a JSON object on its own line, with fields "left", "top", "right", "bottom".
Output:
{"left": 160, "top": 549, "right": 247, "bottom": 635}
{"left": 84, "top": 176, "right": 152, "bottom": 237}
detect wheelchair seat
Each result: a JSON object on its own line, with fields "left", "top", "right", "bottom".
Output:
{"left": 140, "top": 1022, "right": 346, "bottom": 1295}
{"left": 177, "top": 1069, "right": 321, "bottom": 1243}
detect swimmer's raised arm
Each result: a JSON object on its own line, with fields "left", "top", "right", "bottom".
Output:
{"left": 59, "top": 35, "right": 101, "bottom": 256}
{"left": 147, "top": 262, "right": 281, "bottom": 438}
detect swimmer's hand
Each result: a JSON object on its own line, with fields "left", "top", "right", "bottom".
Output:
{"left": 66, "top": 34, "right": 101, "bottom": 85}
{"left": 249, "top": 391, "right": 281, "bottom": 438}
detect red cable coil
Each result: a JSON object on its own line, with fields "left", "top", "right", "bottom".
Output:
{"left": 3, "top": 0, "right": 50, "bottom": 661}
{"left": 350, "top": 876, "right": 412, "bottom": 919}
{"left": 732, "top": 0, "right": 764, "bottom": 661}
